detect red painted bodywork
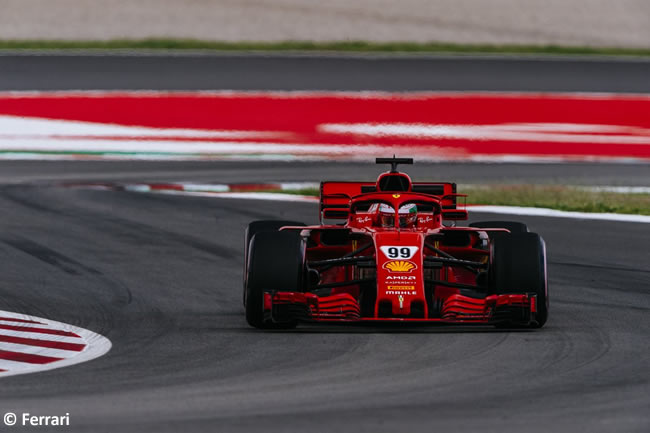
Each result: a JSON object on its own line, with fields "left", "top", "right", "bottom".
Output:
{"left": 265, "top": 167, "right": 539, "bottom": 326}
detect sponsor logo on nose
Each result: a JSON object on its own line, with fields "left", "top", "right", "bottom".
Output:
{"left": 383, "top": 260, "right": 417, "bottom": 272}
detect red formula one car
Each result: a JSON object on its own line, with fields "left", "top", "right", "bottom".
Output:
{"left": 243, "top": 157, "right": 548, "bottom": 329}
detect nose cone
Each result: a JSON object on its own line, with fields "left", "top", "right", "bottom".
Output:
{"left": 373, "top": 231, "right": 426, "bottom": 317}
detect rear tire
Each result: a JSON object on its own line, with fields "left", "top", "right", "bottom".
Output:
{"left": 243, "top": 220, "right": 305, "bottom": 304}
{"left": 245, "top": 230, "right": 306, "bottom": 329}
{"left": 489, "top": 232, "right": 548, "bottom": 328}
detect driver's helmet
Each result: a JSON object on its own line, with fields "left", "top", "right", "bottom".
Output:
{"left": 378, "top": 203, "right": 417, "bottom": 228}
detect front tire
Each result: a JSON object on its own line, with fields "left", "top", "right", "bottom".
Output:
{"left": 243, "top": 220, "right": 305, "bottom": 305}
{"left": 489, "top": 232, "right": 548, "bottom": 328}
{"left": 245, "top": 230, "right": 306, "bottom": 329}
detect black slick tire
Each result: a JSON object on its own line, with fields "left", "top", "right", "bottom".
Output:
{"left": 489, "top": 232, "right": 548, "bottom": 328}
{"left": 243, "top": 220, "right": 305, "bottom": 305}
{"left": 245, "top": 230, "right": 306, "bottom": 329}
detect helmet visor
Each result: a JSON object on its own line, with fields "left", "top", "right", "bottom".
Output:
{"left": 379, "top": 203, "right": 395, "bottom": 227}
{"left": 398, "top": 203, "right": 417, "bottom": 227}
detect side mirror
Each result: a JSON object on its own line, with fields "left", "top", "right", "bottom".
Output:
{"left": 322, "top": 209, "right": 349, "bottom": 219}
{"left": 442, "top": 209, "right": 468, "bottom": 220}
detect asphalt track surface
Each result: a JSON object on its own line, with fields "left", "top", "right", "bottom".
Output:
{"left": 1, "top": 53, "right": 650, "bottom": 92}
{"left": 1, "top": 160, "right": 650, "bottom": 187}
{"left": 0, "top": 55, "right": 649, "bottom": 432}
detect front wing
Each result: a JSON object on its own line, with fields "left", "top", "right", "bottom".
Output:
{"left": 266, "top": 291, "right": 539, "bottom": 325}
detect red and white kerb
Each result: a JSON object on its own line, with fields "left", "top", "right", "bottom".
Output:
{"left": 0, "top": 310, "right": 111, "bottom": 377}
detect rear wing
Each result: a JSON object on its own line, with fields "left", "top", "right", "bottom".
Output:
{"left": 320, "top": 181, "right": 460, "bottom": 221}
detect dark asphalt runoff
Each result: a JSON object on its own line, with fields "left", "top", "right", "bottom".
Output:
{"left": 1, "top": 160, "right": 650, "bottom": 186}
{"left": 1, "top": 52, "right": 650, "bottom": 92}
{"left": 0, "top": 54, "right": 649, "bottom": 432}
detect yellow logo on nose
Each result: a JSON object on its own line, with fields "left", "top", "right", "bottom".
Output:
{"left": 392, "top": 194, "right": 401, "bottom": 198}
{"left": 383, "top": 260, "right": 416, "bottom": 272}
{"left": 387, "top": 286, "right": 415, "bottom": 291}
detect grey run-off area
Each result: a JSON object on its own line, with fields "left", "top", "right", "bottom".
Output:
{"left": 2, "top": 0, "right": 650, "bottom": 48}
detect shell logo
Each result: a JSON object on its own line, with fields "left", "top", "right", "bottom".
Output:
{"left": 383, "top": 260, "right": 417, "bottom": 272}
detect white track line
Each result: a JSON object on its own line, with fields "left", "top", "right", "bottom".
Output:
{"left": 318, "top": 122, "right": 650, "bottom": 145}
{"left": 158, "top": 190, "right": 319, "bottom": 202}
{"left": 0, "top": 137, "right": 396, "bottom": 155}
{"left": 0, "top": 329, "right": 86, "bottom": 344}
{"left": 0, "top": 319, "right": 45, "bottom": 326}
{"left": 133, "top": 188, "right": 650, "bottom": 224}
{"left": 469, "top": 205, "right": 650, "bottom": 223}
{"left": 0, "top": 114, "right": 285, "bottom": 140}
{"left": 203, "top": 191, "right": 650, "bottom": 223}
{"left": 577, "top": 186, "right": 650, "bottom": 194}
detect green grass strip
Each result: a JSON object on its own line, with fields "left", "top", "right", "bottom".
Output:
{"left": 259, "top": 185, "right": 650, "bottom": 216}
{"left": 1, "top": 39, "right": 650, "bottom": 57}
{"left": 462, "top": 185, "right": 650, "bottom": 215}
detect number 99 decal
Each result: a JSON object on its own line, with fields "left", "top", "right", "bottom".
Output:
{"left": 379, "top": 246, "right": 419, "bottom": 259}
